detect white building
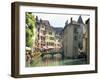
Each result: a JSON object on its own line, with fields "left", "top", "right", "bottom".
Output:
{"left": 62, "top": 16, "right": 87, "bottom": 58}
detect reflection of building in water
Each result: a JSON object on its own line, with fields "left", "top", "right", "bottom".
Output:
{"left": 35, "top": 16, "right": 62, "bottom": 52}
{"left": 62, "top": 16, "right": 89, "bottom": 59}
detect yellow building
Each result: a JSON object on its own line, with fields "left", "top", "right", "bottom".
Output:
{"left": 54, "top": 34, "right": 62, "bottom": 52}
{"left": 35, "top": 17, "right": 62, "bottom": 52}
{"left": 45, "top": 31, "right": 55, "bottom": 49}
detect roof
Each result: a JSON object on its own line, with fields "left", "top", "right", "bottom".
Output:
{"left": 42, "top": 20, "right": 50, "bottom": 26}
{"left": 36, "top": 18, "right": 62, "bottom": 34}
{"left": 46, "top": 26, "right": 54, "bottom": 32}
{"left": 85, "top": 18, "right": 90, "bottom": 24}
{"left": 63, "top": 20, "right": 80, "bottom": 32}
{"left": 77, "top": 15, "right": 84, "bottom": 24}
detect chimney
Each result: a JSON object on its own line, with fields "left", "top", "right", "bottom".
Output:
{"left": 36, "top": 16, "right": 38, "bottom": 21}
{"left": 70, "top": 17, "right": 72, "bottom": 23}
{"left": 40, "top": 18, "right": 42, "bottom": 23}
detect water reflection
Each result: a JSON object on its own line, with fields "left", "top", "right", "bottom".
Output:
{"left": 26, "top": 52, "right": 87, "bottom": 67}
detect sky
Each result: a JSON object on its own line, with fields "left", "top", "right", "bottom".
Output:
{"left": 32, "top": 12, "right": 90, "bottom": 28}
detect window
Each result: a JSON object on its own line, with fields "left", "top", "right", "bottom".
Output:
{"left": 46, "top": 42, "right": 54, "bottom": 46}
{"left": 49, "top": 32, "right": 52, "bottom": 35}
{"left": 57, "top": 44, "right": 60, "bottom": 46}
{"left": 50, "top": 37, "right": 54, "bottom": 40}
{"left": 74, "top": 36, "right": 77, "bottom": 40}
{"left": 74, "top": 47, "right": 77, "bottom": 53}
{"left": 42, "top": 25, "right": 45, "bottom": 28}
{"left": 51, "top": 43, "right": 54, "bottom": 46}
{"left": 74, "top": 27, "right": 78, "bottom": 33}
{"left": 41, "top": 36, "right": 45, "bottom": 40}
{"left": 43, "top": 44, "right": 45, "bottom": 46}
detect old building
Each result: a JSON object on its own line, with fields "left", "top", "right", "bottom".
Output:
{"left": 62, "top": 16, "right": 89, "bottom": 59}
{"left": 77, "top": 16, "right": 85, "bottom": 49}
{"left": 35, "top": 16, "right": 62, "bottom": 52}
{"left": 62, "top": 18, "right": 81, "bottom": 58}
{"left": 44, "top": 21, "right": 55, "bottom": 50}
{"left": 35, "top": 17, "right": 46, "bottom": 51}
{"left": 83, "top": 19, "right": 89, "bottom": 54}
{"left": 83, "top": 19, "right": 89, "bottom": 63}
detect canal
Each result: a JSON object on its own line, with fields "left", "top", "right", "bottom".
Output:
{"left": 26, "top": 54, "right": 87, "bottom": 67}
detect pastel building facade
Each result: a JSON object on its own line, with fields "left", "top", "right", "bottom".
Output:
{"left": 35, "top": 16, "right": 62, "bottom": 52}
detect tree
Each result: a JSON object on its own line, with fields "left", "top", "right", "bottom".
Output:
{"left": 25, "top": 12, "right": 36, "bottom": 48}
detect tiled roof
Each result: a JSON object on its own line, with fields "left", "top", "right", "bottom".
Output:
{"left": 42, "top": 20, "right": 50, "bottom": 26}
{"left": 36, "top": 18, "right": 62, "bottom": 34}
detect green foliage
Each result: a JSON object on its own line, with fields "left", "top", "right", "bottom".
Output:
{"left": 25, "top": 12, "right": 36, "bottom": 47}
{"left": 26, "top": 28, "right": 33, "bottom": 47}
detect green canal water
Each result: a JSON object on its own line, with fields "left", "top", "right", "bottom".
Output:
{"left": 26, "top": 58, "right": 87, "bottom": 67}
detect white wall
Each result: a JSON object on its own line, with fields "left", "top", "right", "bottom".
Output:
{"left": 0, "top": 0, "right": 100, "bottom": 80}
